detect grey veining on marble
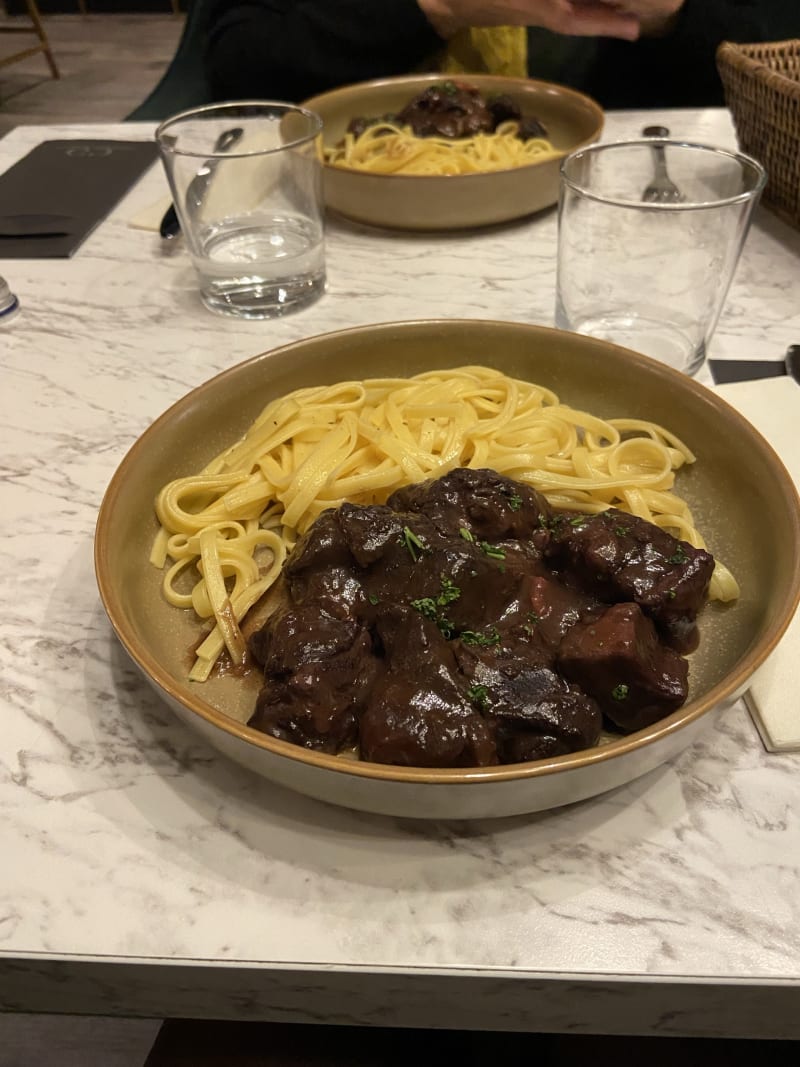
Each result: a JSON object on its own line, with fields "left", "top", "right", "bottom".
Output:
{"left": 1, "top": 110, "right": 800, "bottom": 1034}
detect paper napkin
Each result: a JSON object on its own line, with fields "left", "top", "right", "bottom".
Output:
{"left": 715, "top": 375, "right": 800, "bottom": 752}
{"left": 128, "top": 195, "right": 172, "bottom": 232}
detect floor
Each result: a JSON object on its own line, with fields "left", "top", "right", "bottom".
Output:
{"left": 0, "top": 11, "right": 183, "bottom": 136}
{"left": 1, "top": 11, "right": 798, "bottom": 1065}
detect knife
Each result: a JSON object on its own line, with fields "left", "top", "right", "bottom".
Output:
{"left": 159, "top": 126, "right": 244, "bottom": 240}
{"left": 710, "top": 346, "right": 800, "bottom": 385}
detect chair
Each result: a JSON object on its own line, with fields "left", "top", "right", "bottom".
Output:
{"left": 126, "top": 0, "right": 214, "bottom": 122}
{"left": 0, "top": 0, "right": 59, "bottom": 81}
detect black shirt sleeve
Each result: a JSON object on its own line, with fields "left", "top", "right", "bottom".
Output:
{"left": 204, "top": 0, "right": 444, "bottom": 103}
{"left": 587, "top": 0, "right": 800, "bottom": 109}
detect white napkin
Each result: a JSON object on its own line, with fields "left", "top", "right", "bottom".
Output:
{"left": 128, "top": 129, "right": 283, "bottom": 232}
{"left": 128, "top": 195, "right": 172, "bottom": 231}
{"left": 715, "top": 375, "right": 800, "bottom": 752}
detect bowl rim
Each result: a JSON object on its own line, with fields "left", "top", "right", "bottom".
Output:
{"left": 94, "top": 319, "right": 800, "bottom": 787}
{"left": 302, "top": 72, "right": 605, "bottom": 182}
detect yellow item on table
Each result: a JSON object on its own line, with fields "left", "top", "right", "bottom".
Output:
{"left": 442, "top": 27, "right": 528, "bottom": 78}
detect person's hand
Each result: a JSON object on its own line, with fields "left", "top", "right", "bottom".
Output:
{"left": 418, "top": 0, "right": 642, "bottom": 41}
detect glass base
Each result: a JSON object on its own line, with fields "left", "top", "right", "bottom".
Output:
{"left": 555, "top": 303, "right": 705, "bottom": 377}
{"left": 200, "top": 271, "right": 326, "bottom": 320}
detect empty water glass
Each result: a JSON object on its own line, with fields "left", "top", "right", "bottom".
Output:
{"left": 156, "top": 101, "right": 326, "bottom": 319}
{"left": 555, "top": 140, "right": 766, "bottom": 376}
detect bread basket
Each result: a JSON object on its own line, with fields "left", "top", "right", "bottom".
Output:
{"left": 717, "top": 39, "right": 800, "bottom": 229}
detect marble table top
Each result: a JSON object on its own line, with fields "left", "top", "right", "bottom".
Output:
{"left": 2, "top": 109, "right": 800, "bottom": 1038}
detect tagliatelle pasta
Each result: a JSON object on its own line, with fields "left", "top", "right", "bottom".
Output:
{"left": 149, "top": 365, "right": 739, "bottom": 682}
{"left": 324, "top": 120, "right": 560, "bottom": 175}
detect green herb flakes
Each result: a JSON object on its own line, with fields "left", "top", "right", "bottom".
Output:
{"left": 467, "top": 684, "right": 491, "bottom": 710}
{"left": 461, "top": 626, "right": 501, "bottom": 648}
{"left": 400, "top": 526, "right": 426, "bottom": 562}
{"left": 479, "top": 541, "right": 506, "bottom": 560}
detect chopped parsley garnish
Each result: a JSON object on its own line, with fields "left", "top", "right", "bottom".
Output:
{"left": 438, "top": 575, "right": 461, "bottom": 604}
{"left": 527, "top": 611, "right": 540, "bottom": 623}
{"left": 368, "top": 593, "right": 380, "bottom": 605}
{"left": 614, "top": 525, "right": 630, "bottom": 536}
{"left": 507, "top": 493, "right": 523, "bottom": 512}
{"left": 668, "top": 545, "right": 689, "bottom": 565}
{"left": 410, "top": 575, "right": 461, "bottom": 637}
{"left": 479, "top": 541, "right": 506, "bottom": 560}
{"left": 459, "top": 526, "right": 474, "bottom": 542}
{"left": 467, "top": 684, "right": 491, "bottom": 711}
{"left": 461, "top": 626, "right": 501, "bottom": 648}
{"left": 611, "top": 683, "right": 629, "bottom": 701}
{"left": 400, "top": 525, "right": 426, "bottom": 562}
{"left": 667, "top": 589, "right": 677, "bottom": 600}
{"left": 570, "top": 516, "right": 587, "bottom": 527}
{"left": 410, "top": 596, "right": 437, "bottom": 620}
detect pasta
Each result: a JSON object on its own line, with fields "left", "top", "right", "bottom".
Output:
{"left": 150, "top": 365, "right": 739, "bottom": 682}
{"left": 324, "top": 119, "right": 560, "bottom": 176}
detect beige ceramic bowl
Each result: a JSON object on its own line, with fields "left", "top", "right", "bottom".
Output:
{"left": 95, "top": 321, "right": 800, "bottom": 819}
{"left": 301, "top": 74, "right": 604, "bottom": 230}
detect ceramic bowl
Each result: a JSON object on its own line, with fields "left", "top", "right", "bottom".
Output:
{"left": 301, "top": 74, "right": 604, "bottom": 230}
{"left": 95, "top": 320, "right": 800, "bottom": 819}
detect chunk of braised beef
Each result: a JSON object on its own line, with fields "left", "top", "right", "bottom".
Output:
{"left": 248, "top": 605, "right": 355, "bottom": 674}
{"left": 359, "top": 607, "right": 497, "bottom": 767}
{"left": 397, "top": 545, "right": 546, "bottom": 636}
{"left": 337, "top": 503, "right": 440, "bottom": 568}
{"left": 527, "top": 573, "right": 603, "bottom": 650}
{"left": 248, "top": 624, "right": 379, "bottom": 753}
{"left": 284, "top": 510, "right": 355, "bottom": 601}
{"left": 455, "top": 630, "right": 602, "bottom": 761}
{"left": 544, "top": 508, "right": 714, "bottom": 651}
{"left": 397, "top": 84, "right": 494, "bottom": 139}
{"left": 387, "top": 467, "right": 553, "bottom": 542}
{"left": 516, "top": 116, "right": 548, "bottom": 141}
{"left": 557, "top": 602, "right": 688, "bottom": 733}
{"left": 486, "top": 92, "right": 522, "bottom": 127}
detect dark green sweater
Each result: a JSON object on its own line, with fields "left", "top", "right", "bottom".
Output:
{"left": 205, "top": 0, "right": 800, "bottom": 109}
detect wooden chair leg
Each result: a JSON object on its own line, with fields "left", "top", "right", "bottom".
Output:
{"left": 24, "top": 0, "right": 60, "bottom": 79}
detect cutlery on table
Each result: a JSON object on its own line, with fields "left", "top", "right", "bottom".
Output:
{"left": 0, "top": 275, "right": 19, "bottom": 319}
{"left": 641, "top": 125, "right": 685, "bottom": 204}
{"left": 710, "top": 345, "right": 800, "bottom": 385}
{"left": 159, "top": 126, "right": 244, "bottom": 240}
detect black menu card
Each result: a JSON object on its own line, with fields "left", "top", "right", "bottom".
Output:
{"left": 0, "top": 139, "right": 158, "bottom": 258}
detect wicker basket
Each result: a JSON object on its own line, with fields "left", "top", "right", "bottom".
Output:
{"left": 717, "top": 39, "right": 800, "bottom": 229}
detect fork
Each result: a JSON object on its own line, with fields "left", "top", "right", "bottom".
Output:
{"left": 641, "top": 125, "right": 685, "bottom": 204}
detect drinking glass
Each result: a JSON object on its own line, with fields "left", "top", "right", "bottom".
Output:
{"left": 156, "top": 101, "right": 326, "bottom": 319}
{"left": 555, "top": 140, "right": 766, "bottom": 375}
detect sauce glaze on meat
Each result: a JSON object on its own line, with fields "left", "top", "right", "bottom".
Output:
{"left": 347, "top": 82, "right": 548, "bottom": 142}
{"left": 247, "top": 469, "right": 714, "bottom": 768}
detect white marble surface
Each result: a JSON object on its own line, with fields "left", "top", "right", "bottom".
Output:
{"left": 2, "top": 110, "right": 800, "bottom": 1036}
